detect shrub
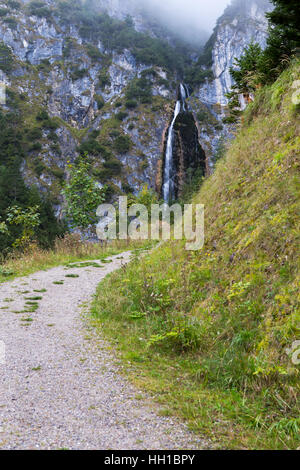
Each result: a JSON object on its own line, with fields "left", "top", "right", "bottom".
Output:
{"left": 126, "top": 77, "right": 152, "bottom": 104}
{"left": 71, "top": 67, "right": 88, "bottom": 81}
{"left": 103, "top": 158, "right": 122, "bottom": 174}
{"left": 36, "top": 109, "right": 49, "bottom": 121}
{"left": 125, "top": 99, "right": 138, "bottom": 109}
{"left": 98, "top": 69, "right": 111, "bottom": 89}
{"left": 95, "top": 94, "right": 105, "bottom": 109}
{"left": 85, "top": 44, "right": 103, "bottom": 62}
{"left": 3, "top": 17, "right": 18, "bottom": 30}
{"left": 116, "top": 111, "right": 128, "bottom": 121}
{"left": 0, "top": 42, "right": 13, "bottom": 72}
{"left": 0, "top": 8, "right": 8, "bottom": 17}
{"left": 28, "top": 1, "right": 52, "bottom": 19}
{"left": 26, "top": 128, "right": 43, "bottom": 141}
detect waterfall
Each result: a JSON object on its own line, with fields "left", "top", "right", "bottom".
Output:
{"left": 162, "top": 84, "right": 189, "bottom": 202}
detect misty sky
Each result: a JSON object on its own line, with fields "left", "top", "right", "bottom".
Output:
{"left": 139, "top": 0, "right": 230, "bottom": 40}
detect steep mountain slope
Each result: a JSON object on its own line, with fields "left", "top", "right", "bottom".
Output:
{"left": 188, "top": 0, "right": 271, "bottom": 166}
{"left": 0, "top": 0, "right": 193, "bottom": 214}
{"left": 93, "top": 60, "right": 300, "bottom": 449}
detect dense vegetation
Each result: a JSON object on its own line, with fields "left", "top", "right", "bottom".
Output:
{"left": 24, "top": 0, "right": 193, "bottom": 75}
{"left": 93, "top": 60, "right": 300, "bottom": 449}
{"left": 225, "top": 0, "right": 300, "bottom": 123}
{"left": 0, "top": 109, "right": 64, "bottom": 254}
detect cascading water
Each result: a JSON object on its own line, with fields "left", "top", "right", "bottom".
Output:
{"left": 162, "top": 84, "right": 189, "bottom": 202}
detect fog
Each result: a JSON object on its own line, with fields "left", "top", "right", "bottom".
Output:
{"left": 139, "top": 0, "right": 230, "bottom": 44}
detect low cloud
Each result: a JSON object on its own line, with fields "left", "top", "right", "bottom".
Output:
{"left": 139, "top": 0, "right": 230, "bottom": 44}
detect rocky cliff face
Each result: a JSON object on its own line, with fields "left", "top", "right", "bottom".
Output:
{"left": 0, "top": 0, "right": 272, "bottom": 212}
{"left": 190, "top": 0, "right": 271, "bottom": 168}
{"left": 199, "top": 0, "right": 271, "bottom": 108}
{"left": 0, "top": 0, "right": 175, "bottom": 216}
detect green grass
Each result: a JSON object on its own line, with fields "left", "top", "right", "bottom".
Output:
{"left": 0, "top": 239, "right": 144, "bottom": 284}
{"left": 92, "top": 60, "right": 300, "bottom": 450}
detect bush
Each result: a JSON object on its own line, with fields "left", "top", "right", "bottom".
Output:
{"left": 95, "top": 94, "right": 105, "bottom": 109}
{"left": 28, "top": 1, "right": 52, "bottom": 19}
{"left": 7, "top": 0, "right": 21, "bottom": 9}
{"left": 126, "top": 77, "right": 152, "bottom": 104}
{"left": 98, "top": 69, "right": 111, "bottom": 89}
{"left": 26, "top": 128, "right": 43, "bottom": 141}
{"left": 36, "top": 109, "right": 49, "bottom": 121}
{"left": 125, "top": 99, "right": 138, "bottom": 109}
{"left": 103, "top": 158, "right": 122, "bottom": 174}
{"left": 85, "top": 44, "right": 103, "bottom": 62}
{"left": 116, "top": 111, "right": 128, "bottom": 121}
{"left": 71, "top": 67, "right": 88, "bottom": 81}
{"left": 3, "top": 17, "right": 18, "bottom": 30}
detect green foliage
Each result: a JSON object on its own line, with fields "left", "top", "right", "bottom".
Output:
{"left": 230, "top": 42, "right": 265, "bottom": 94}
{"left": 125, "top": 77, "right": 152, "bottom": 104}
{"left": 5, "top": 205, "right": 40, "bottom": 249}
{"left": 94, "top": 94, "right": 104, "bottom": 109}
{"left": 225, "top": 42, "right": 265, "bottom": 124}
{"left": 70, "top": 67, "right": 88, "bottom": 81}
{"left": 125, "top": 99, "right": 138, "bottom": 109}
{"left": 3, "top": 17, "right": 18, "bottom": 30}
{"left": 54, "top": 0, "right": 189, "bottom": 73}
{"left": 85, "top": 43, "right": 103, "bottom": 62}
{"left": 63, "top": 155, "right": 106, "bottom": 231}
{"left": 115, "top": 111, "right": 128, "bottom": 122}
{"left": 28, "top": 1, "right": 52, "bottom": 19}
{"left": 6, "top": 0, "right": 21, "bottom": 9}
{"left": 113, "top": 135, "right": 132, "bottom": 154}
{"left": 97, "top": 69, "right": 111, "bottom": 89}
{"left": 184, "top": 64, "right": 214, "bottom": 87}
{"left": 130, "top": 185, "right": 159, "bottom": 214}
{"left": 227, "top": 0, "right": 300, "bottom": 122}
{"left": 0, "top": 8, "right": 8, "bottom": 17}
{"left": 0, "top": 108, "right": 64, "bottom": 253}
{"left": 0, "top": 42, "right": 14, "bottom": 72}
{"left": 93, "top": 61, "right": 300, "bottom": 449}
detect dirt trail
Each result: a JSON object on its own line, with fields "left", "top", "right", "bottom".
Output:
{"left": 0, "top": 252, "right": 208, "bottom": 450}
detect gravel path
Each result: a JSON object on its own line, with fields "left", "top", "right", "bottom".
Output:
{"left": 0, "top": 252, "right": 208, "bottom": 450}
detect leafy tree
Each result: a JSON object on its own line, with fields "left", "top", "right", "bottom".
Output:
{"left": 5, "top": 205, "right": 40, "bottom": 249}
{"left": 230, "top": 43, "right": 264, "bottom": 94}
{"left": 63, "top": 155, "right": 107, "bottom": 233}
{"left": 226, "top": 0, "right": 300, "bottom": 123}
{"left": 224, "top": 43, "right": 264, "bottom": 123}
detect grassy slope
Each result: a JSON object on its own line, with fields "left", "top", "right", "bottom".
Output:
{"left": 92, "top": 61, "right": 300, "bottom": 449}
